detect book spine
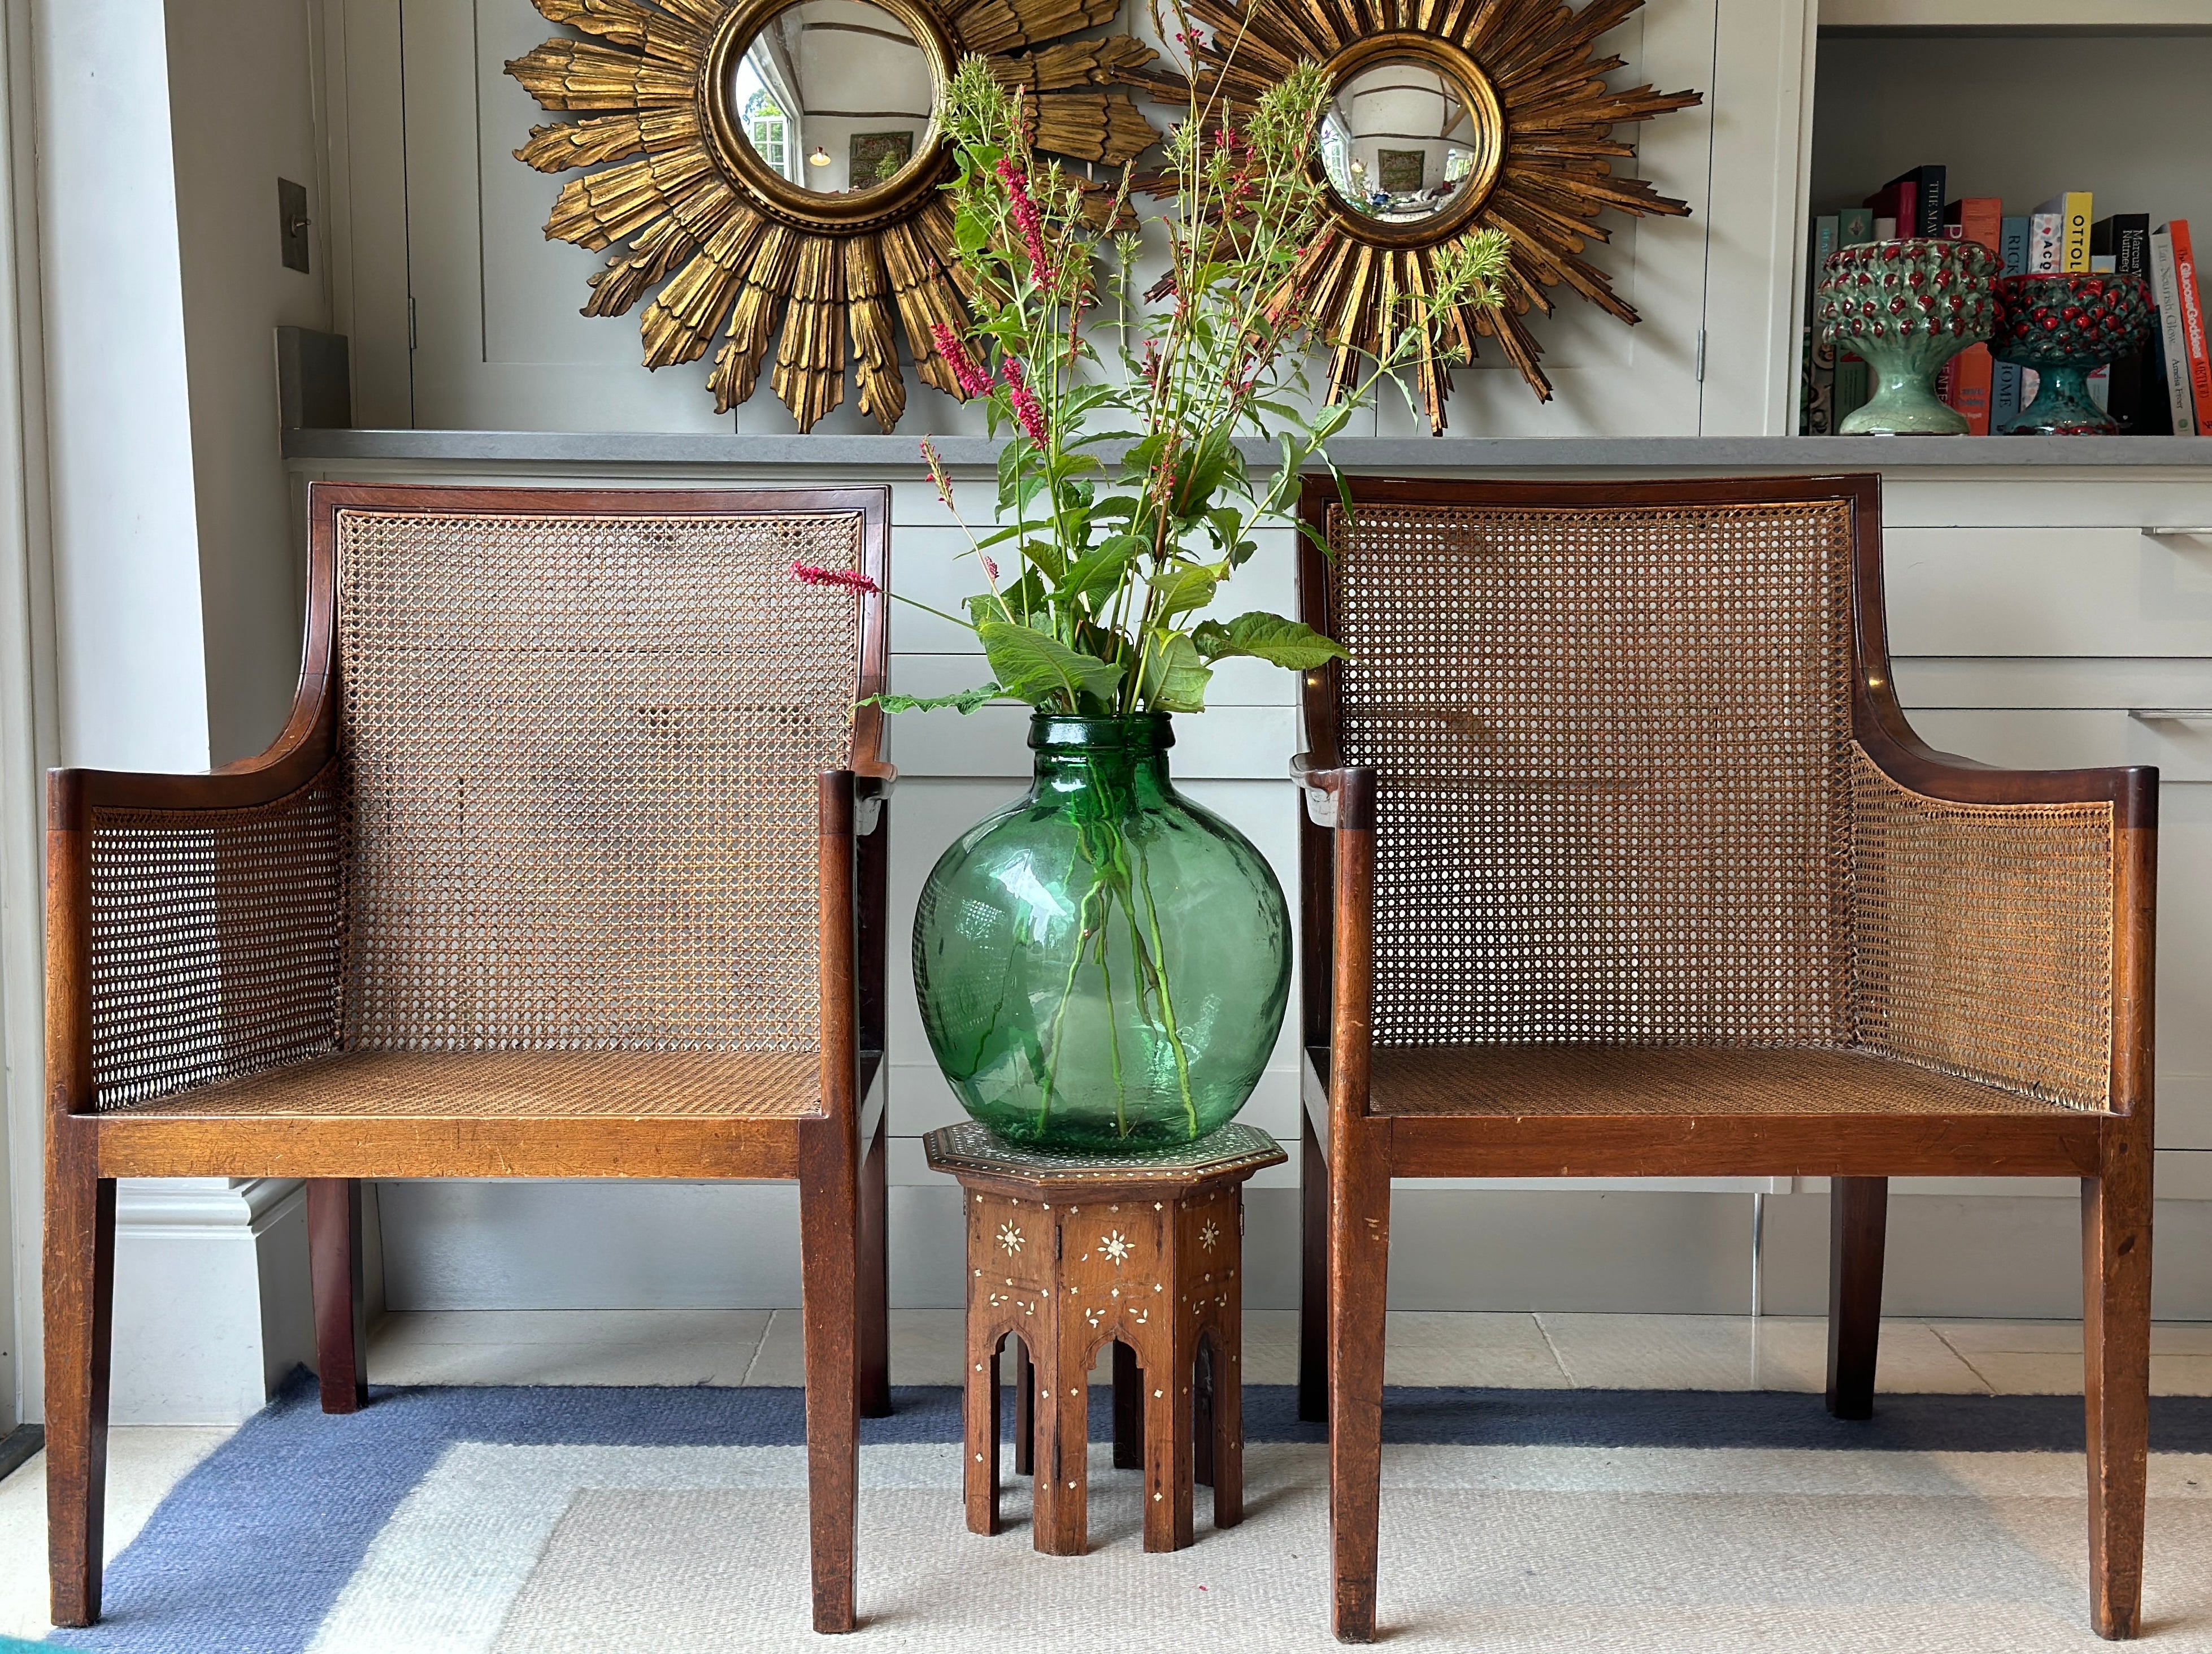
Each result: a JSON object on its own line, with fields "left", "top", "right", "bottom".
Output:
{"left": 2105, "top": 216, "right": 2153, "bottom": 431}
{"left": 1917, "top": 167, "right": 1947, "bottom": 237}
{"left": 1949, "top": 346, "right": 1994, "bottom": 435}
{"left": 2175, "top": 222, "right": 2212, "bottom": 437}
{"left": 1992, "top": 215, "right": 2030, "bottom": 432}
{"left": 1832, "top": 211, "right": 1874, "bottom": 424}
{"left": 2152, "top": 227, "right": 2198, "bottom": 436}
{"left": 1804, "top": 214, "right": 1839, "bottom": 435}
{"left": 2028, "top": 213, "right": 2062, "bottom": 273}
{"left": 2062, "top": 193, "right": 2093, "bottom": 272}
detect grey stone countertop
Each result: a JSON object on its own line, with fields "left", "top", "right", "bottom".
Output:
{"left": 283, "top": 429, "right": 2212, "bottom": 470}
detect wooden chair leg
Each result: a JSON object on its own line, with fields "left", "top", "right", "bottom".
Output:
{"left": 1013, "top": 1336, "right": 1035, "bottom": 1477}
{"left": 1300, "top": 1105, "right": 1329, "bottom": 1423}
{"left": 798, "top": 1122, "right": 861, "bottom": 1634}
{"left": 1330, "top": 1118, "right": 1390, "bottom": 1642}
{"left": 1824, "top": 1175, "right": 1888, "bottom": 1421}
{"left": 857, "top": 1115, "right": 892, "bottom": 1418}
{"left": 1112, "top": 1340, "right": 1144, "bottom": 1470}
{"left": 308, "top": 1179, "right": 368, "bottom": 1414}
{"left": 2084, "top": 1139, "right": 2152, "bottom": 1640}
{"left": 45, "top": 1152, "right": 115, "bottom": 1629}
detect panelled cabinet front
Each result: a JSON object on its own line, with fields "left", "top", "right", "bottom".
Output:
{"left": 333, "top": 0, "right": 1748, "bottom": 437}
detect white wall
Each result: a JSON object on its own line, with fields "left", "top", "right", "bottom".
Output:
{"left": 166, "top": 0, "right": 332, "bottom": 765}
{"left": 9, "top": 0, "right": 330, "bottom": 1423}
{"left": 35, "top": 0, "right": 208, "bottom": 775}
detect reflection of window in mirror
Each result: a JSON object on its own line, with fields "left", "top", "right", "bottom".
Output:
{"left": 747, "top": 92, "right": 789, "bottom": 174}
{"left": 732, "top": 46, "right": 806, "bottom": 184}
{"left": 1319, "top": 114, "right": 1353, "bottom": 202}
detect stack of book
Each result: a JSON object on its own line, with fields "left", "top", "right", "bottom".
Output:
{"left": 1800, "top": 163, "right": 2211, "bottom": 436}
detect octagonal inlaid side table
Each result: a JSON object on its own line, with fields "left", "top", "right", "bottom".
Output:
{"left": 922, "top": 1121, "right": 1287, "bottom": 1556}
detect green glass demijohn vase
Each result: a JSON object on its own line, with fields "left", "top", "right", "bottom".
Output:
{"left": 912, "top": 713, "right": 1291, "bottom": 1153}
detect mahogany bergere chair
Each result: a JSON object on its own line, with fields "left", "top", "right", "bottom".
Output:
{"left": 1292, "top": 474, "right": 2155, "bottom": 1642}
{"left": 45, "top": 484, "right": 893, "bottom": 1634}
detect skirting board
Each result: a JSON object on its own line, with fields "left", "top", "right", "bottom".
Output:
{"left": 372, "top": 1181, "right": 2212, "bottom": 1322}
{"left": 0, "top": 1425, "right": 41, "bottom": 1485}
{"left": 106, "top": 1178, "right": 318, "bottom": 1425}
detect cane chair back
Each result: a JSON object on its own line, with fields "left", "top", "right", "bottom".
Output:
{"left": 84, "top": 492, "right": 881, "bottom": 1112}
{"left": 1303, "top": 479, "right": 2117, "bottom": 1113}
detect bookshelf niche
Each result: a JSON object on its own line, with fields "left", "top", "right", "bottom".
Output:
{"left": 1802, "top": 6, "right": 2212, "bottom": 437}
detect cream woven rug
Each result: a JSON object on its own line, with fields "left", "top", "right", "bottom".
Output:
{"left": 55, "top": 1380, "right": 2212, "bottom": 1652}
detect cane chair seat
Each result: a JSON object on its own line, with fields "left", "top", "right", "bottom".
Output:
{"left": 1361, "top": 1045, "right": 2087, "bottom": 1118}
{"left": 105, "top": 1048, "right": 824, "bottom": 1119}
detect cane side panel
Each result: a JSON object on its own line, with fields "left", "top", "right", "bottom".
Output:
{"left": 1328, "top": 499, "right": 1855, "bottom": 1050}
{"left": 87, "top": 767, "right": 345, "bottom": 1110}
{"left": 1849, "top": 747, "right": 2114, "bottom": 1111}
{"left": 334, "top": 507, "right": 862, "bottom": 1054}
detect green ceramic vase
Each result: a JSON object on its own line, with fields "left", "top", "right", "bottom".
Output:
{"left": 1816, "top": 237, "right": 1996, "bottom": 435}
{"left": 912, "top": 713, "right": 1290, "bottom": 1153}
{"left": 1991, "top": 272, "right": 2158, "bottom": 435}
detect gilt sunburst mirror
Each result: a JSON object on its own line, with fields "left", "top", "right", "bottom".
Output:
{"left": 1187, "top": 0, "right": 1703, "bottom": 431}
{"left": 507, "top": 0, "right": 1161, "bottom": 430}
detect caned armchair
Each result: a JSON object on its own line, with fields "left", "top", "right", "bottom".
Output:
{"left": 45, "top": 484, "right": 894, "bottom": 1634}
{"left": 1293, "top": 475, "right": 2155, "bottom": 1642}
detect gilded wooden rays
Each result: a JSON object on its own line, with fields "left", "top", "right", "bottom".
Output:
{"left": 1185, "top": 0, "right": 1702, "bottom": 431}
{"left": 508, "top": 0, "right": 1162, "bottom": 429}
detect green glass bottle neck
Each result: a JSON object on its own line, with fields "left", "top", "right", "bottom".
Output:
{"left": 1027, "top": 714, "right": 1176, "bottom": 808}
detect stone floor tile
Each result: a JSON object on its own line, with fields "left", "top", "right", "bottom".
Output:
{"left": 1385, "top": 1312, "right": 1567, "bottom": 1387}
{"left": 1923, "top": 1319, "right": 2083, "bottom": 1356}
{"left": 372, "top": 1311, "right": 771, "bottom": 1386}
{"left": 1535, "top": 1314, "right": 1989, "bottom": 1394}
{"left": 744, "top": 1308, "right": 979, "bottom": 1387}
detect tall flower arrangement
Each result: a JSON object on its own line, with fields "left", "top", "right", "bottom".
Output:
{"left": 827, "top": 30, "right": 1510, "bottom": 714}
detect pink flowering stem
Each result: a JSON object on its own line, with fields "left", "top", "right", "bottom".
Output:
{"left": 790, "top": 561, "right": 880, "bottom": 594}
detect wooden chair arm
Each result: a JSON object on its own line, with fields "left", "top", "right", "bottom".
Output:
{"left": 49, "top": 679, "right": 335, "bottom": 829}
{"left": 1855, "top": 709, "right": 2157, "bottom": 829}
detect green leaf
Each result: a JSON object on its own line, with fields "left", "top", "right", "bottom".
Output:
{"left": 861, "top": 684, "right": 1006, "bottom": 715}
{"left": 978, "top": 619, "right": 1125, "bottom": 709}
{"left": 1148, "top": 559, "right": 1219, "bottom": 620}
{"left": 1192, "top": 611, "right": 1350, "bottom": 670}
{"left": 1139, "top": 632, "right": 1211, "bottom": 713}
{"left": 1168, "top": 425, "right": 1239, "bottom": 520}
{"left": 954, "top": 206, "right": 991, "bottom": 262}
{"left": 1087, "top": 494, "right": 1143, "bottom": 525}
{"left": 966, "top": 571, "right": 1048, "bottom": 628}
{"left": 1060, "top": 533, "right": 1144, "bottom": 603}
